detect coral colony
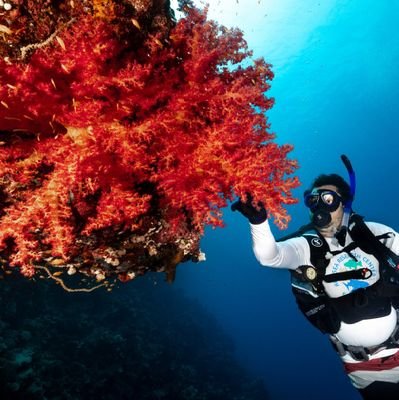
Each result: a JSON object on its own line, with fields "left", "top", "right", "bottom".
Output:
{"left": 0, "top": 0, "right": 298, "bottom": 291}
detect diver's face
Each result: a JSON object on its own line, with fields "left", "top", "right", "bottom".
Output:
{"left": 308, "top": 185, "right": 344, "bottom": 237}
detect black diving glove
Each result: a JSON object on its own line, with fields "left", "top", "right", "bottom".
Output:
{"left": 231, "top": 195, "right": 267, "bottom": 225}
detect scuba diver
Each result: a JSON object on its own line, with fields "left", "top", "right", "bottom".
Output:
{"left": 232, "top": 155, "right": 399, "bottom": 399}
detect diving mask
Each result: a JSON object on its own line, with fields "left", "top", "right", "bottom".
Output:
{"left": 304, "top": 189, "right": 343, "bottom": 228}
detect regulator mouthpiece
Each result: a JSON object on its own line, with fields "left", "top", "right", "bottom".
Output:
{"left": 312, "top": 210, "right": 332, "bottom": 228}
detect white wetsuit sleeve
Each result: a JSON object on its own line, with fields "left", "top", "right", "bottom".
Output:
{"left": 250, "top": 219, "right": 311, "bottom": 270}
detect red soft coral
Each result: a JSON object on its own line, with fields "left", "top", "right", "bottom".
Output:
{"left": 0, "top": 1, "right": 298, "bottom": 289}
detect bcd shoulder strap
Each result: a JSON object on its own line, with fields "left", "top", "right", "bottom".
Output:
{"left": 290, "top": 229, "right": 330, "bottom": 294}
{"left": 287, "top": 229, "right": 341, "bottom": 333}
{"left": 349, "top": 214, "right": 399, "bottom": 271}
{"left": 348, "top": 214, "right": 399, "bottom": 296}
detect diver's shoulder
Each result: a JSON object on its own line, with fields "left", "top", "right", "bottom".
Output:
{"left": 364, "top": 220, "right": 397, "bottom": 235}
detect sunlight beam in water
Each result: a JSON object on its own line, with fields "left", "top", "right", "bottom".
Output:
{"left": 170, "top": 0, "right": 339, "bottom": 70}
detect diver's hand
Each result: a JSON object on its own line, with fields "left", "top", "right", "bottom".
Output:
{"left": 231, "top": 195, "right": 267, "bottom": 225}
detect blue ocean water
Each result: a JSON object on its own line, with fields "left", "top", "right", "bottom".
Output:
{"left": 174, "top": 1, "right": 399, "bottom": 399}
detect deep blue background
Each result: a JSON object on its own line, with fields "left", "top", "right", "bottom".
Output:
{"left": 173, "top": 1, "right": 399, "bottom": 399}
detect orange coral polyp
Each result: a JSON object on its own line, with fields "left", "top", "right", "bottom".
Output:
{"left": 0, "top": 3, "right": 298, "bottom": 283}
